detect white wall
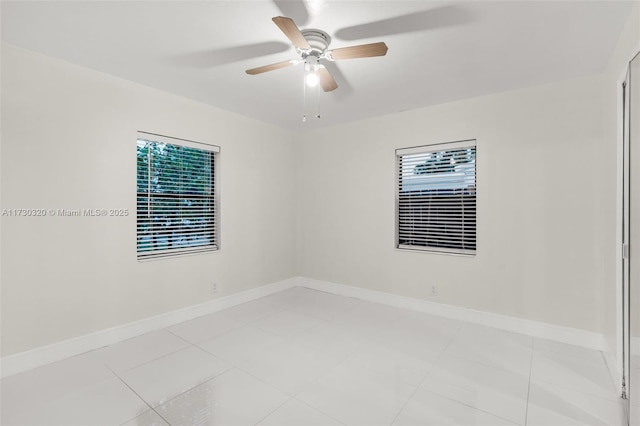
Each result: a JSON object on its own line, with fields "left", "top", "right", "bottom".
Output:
{"left": 600, "top": 2, "right": 640, "bottom": 363}
{"left": 2, "top": 12, "right": 637, "bottom": 359}
{"left": 0, "top": 44, "right": 297, "bottom": 357}
{"left": 297, "top": 75, "right": 606, "bottom": 333}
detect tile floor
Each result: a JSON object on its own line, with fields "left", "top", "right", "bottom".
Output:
{"left": 0, "top": 287, "right": 629, "bottom": 426}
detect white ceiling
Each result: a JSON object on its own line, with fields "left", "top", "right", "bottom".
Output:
{"left": 1, "top": 1, "right": 634, "bottom": 130}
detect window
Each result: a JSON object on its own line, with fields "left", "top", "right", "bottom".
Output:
{"left": 136, "top": 132, "right": 219, "bottom": 260}
{"left": 396, "top": 140, "right": 476, "bottom": 255}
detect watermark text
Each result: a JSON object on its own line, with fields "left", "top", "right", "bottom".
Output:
{"left": 2, "top": 208, "right": 130, "bottom": 217}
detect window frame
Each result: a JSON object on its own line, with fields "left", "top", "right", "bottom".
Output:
{"left": 395, "top": 139, "right": 477, "bottom": 256}
{"left": 136, "top": 131, "right": 220, "bottom": 261}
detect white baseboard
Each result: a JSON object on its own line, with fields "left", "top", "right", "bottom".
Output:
{"left": 1, "top": 275, "right": 619, "bottom": 379}
{"left": 298, "top": 277, "right": 608, "bottom": 351}
{"left": 0, "top": 277, "right": 298, "bottom": 378}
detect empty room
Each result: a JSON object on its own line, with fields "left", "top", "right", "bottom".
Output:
{"left": 2, "top": 1, "right": 640, "bottom": 425}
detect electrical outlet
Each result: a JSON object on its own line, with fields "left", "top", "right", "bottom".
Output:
{"left": 211, "top": 282, "right": 217, "bottom": 294}
{"left": 431, "top": 285, "right": 438, "bottom": 296}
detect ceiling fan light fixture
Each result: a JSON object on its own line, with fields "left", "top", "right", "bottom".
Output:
{"left": 304, "top": 56, "right": 320, "bottom": 87}
{"left": 305, "top": 71, "right": 319, "bottom": 87}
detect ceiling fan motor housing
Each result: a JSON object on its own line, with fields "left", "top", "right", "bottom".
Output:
{"left": 299, "top": 29, "right": 331, "bottom": 57}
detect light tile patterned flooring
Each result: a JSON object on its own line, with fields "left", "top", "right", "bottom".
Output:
{"left": 0, "top": 287, "right": 631, "bottom": 425}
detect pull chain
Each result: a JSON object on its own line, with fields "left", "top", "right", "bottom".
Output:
{"left": 302, "top": 63, "right": 307, "bottom": 122}
{"left": 302, "top": 58, "right": 321, "bottom": 122}
{"left": 314, "top": 79, "right": 320, "bottom": 119}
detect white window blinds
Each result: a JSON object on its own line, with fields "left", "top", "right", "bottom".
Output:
{"left": 396, "top": 140, "right": 476, "bottom": 255}
{"left": 136, "top": 132, "right": 219, "bottom": 260}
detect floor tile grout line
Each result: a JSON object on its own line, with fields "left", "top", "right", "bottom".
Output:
{"left": 199, "top": 320, "right": 285, "bottom": 345}
{"left": 442, "top": 330, "right": 534, "bottom": 377}
{"left": 238, "top": 307, "right": 290, "bottom": 325}
{"left": 231, "top": 355, "right": 320, "bottom": 399}
{"left": 388, "top": 324, "right": 461, "bottom": 425}
{"left": 291, "top": 397, "right": 348, "bottom": 426}
{"left": 387, "top": 324, "right": 525, "bottom": 426}
{"left": 527, "top": 376, "right": 625, "bottom": 425}
{"left": 537, "top": 346, "right": 618, "bottom": 368}
{"left": 287, "top": 357, "right": 367, "bottom": 423}
{"left": 130, "top": 364, "right": 236, "bottom": 423}
{"left": 110, "top": 336, "right": 237, "bottom": 380}
{"left": 245, "top": 320, "right": 396, "bottom": 422}
{"left": 232, "top": 330, "right": 359, "bottom": 400}
{"left": 252, "top": 396, "right": 294, "bottom": 425}
{"left": 105, "top": 325, "right": 242, "bottom": 417}
{"left": 105, "top": 342, "right": 197, "bottom": 375}
{"left": 444, "top": 350, "right": 532, "bottom": 378}
{"left": 196, "top": 332, "right": 285, "bottom": 370}
{"left": 108, "top": 365, "right": 173, "bottom": 426}
{"left": 410, "top": 387, "right": 523, "bottom": 426}
{"left": 529, "top": 376, "right": 622, "bottom": 403}
{"left": 251, "top": 312, "right": 332, "bottom": 341}
{"left": 601, "top": 347, "right": 622, "bottom": 398}
{"left": 529, "top": 343, "right": 621, "bottom": 402}
{"left": 5, "top": 345, "right": 207, "bottom": 426}
{"left": 523, "top": 337, "right": 536, "bottom": 426}
{"left": 164, "top": 327, "right": 200, "bottom": 345}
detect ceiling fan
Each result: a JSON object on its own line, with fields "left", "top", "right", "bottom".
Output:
{"left": 246, "top": 16, "right": 389, "bottom": 92}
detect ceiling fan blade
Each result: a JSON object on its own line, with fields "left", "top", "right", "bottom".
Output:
{"left": 334, "top": 6, "right": 472, "bottom": 41}
{"left": 272, "top": 16, "right": 310, "bottom": 50}
{"left": 327, "top": 42, "right": 388, "bottom": 60}
{"left": 246, "top": 59, "right": 298, "bottom": 75}
{"left": 323, "top": 62, "right": 353, "bottom": 98}
{"left": 172, "top": 42, "right": 290, "bottom": 68}
{"left": 317, "top": 66, "right": 338, "bottom": 92}
{"left": 273, "top": 1, "right": 309, "bottom": 26}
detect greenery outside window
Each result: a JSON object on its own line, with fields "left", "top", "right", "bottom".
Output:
{"left": 136, "top": 132, "right": 219, "bottom": 260}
